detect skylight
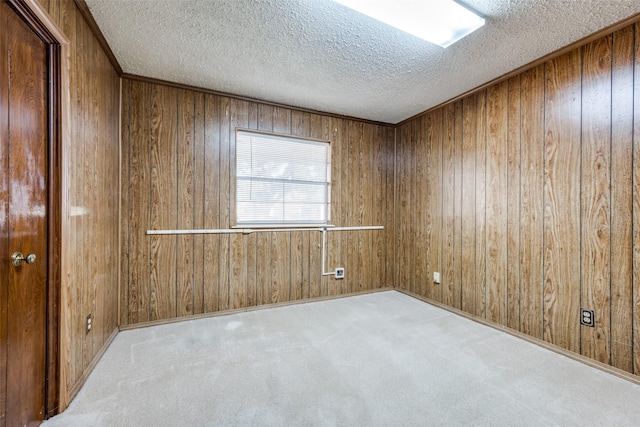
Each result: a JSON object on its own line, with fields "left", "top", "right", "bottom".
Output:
{"left": 333, "top": 0, "right": 485, "bottom": 48}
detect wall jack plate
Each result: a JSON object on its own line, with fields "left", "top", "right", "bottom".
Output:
{"left": 86, "top": 314, "right": 92, "bottom": 334}
{"left": 580, "top": 308, "right": 595, "bottom": 327}
{"left": 335, "top": 267, "right": 345, "bottom": 279}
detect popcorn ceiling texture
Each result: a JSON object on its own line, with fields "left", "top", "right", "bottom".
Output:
{"left": 85, "top": 0, "right": 640, "bottom": 124}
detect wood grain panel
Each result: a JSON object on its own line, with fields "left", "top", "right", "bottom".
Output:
{"left": 427, "top": 110, "right": 443, "bottom": 302}
{"left": 203, "top": 94, "right": 220, "bottom": 312}
{"left": 308, "top": 114, "right": 323, "bottom": 297}
{"left": 149, "top": 84, "right": 178, "bottom": 320}
{"left": 218, "top": 97, "right": 230, "bottom": 311}
{"left": 633, "top": 21, "right": 640, "bottom": 376}
{"left": 414, "top": 116, "right": 428, "bottom": 296}
{"left": 486, "top": 81, "right": 508, "bottom": 326}
{"left": 372, "top": 124, "right": 386, "bottom": 290}
{"left": 475, "top": 90, "right": 487, "bottom": 318}
{"left": 519, "top": 65, "right": 545, "bottom": 339}
{"left": 507, "top": 76, "right": 521, "bottom": 330}
{"left": 177, "top": 89, "right": 195, "bottom": 317}
{"left": 120, "top": 78, "right": 130, "bottom": 327}
{"left": 452, "top": 101, "right": 463, "bottom": 310}
{"left": 441, "top": 104, "right": 455, "bottom": 306}
{"left": 609, "top": 26, "right": 634, "bottom": 373}
{"left": 127, "top": 80, "right": 151, "bottom": 323}
{"left": 461, "top": 95, "right": 476, "bottom": 314}
{"left": 193, "top": 92, "right": 205, "bottom": 314}
{"left": 580, "top": 36, "right": 612, "bottom": 364}
{"left": 543, "top": 50, "right": 582, "bottom": 353}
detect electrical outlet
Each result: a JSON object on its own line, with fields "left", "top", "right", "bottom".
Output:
{"left": 86, "top": 314, "right": 92, "bottom": 334}
{"left": 433, "top": 272, "right": 441, "bottom": 284}
{"left": 335, "top": 267, "right": 345, "bottom": 279}
{"left": 580, "top": 308, "right": 594, "bottom": 327}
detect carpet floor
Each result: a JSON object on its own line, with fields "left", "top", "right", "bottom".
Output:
{"left": 43, "top": 290, "right": 640, "bottom": 426}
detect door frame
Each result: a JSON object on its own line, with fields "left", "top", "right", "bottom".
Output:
{"left": 5, "top": 0, "right": 69, "bottom": 418}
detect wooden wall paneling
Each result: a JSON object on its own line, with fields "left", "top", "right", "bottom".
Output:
{"left": 461, "top": 95, "right": 477, "bottom": 314}
{"left": 414, "top": 116, "right": 429, "bottom": 296}
{"left": 633, "top": 21, "right": 640, "bottom": 375}
{"left": 319, "top": 116, "right": 332, "bottom": 296}
{"left": 245, "top": 102, "right": 259, "bottom": 307}
{"left": 229, "top": 99, "right": 249, "bottom": 309}
{"left": 610, "top": 26, "right": 634, "bottom": 372}
{"left": 120, "top": 79, "right": 130, "bottom": 327}
{"left": 507, "top": 76, "right": 522, "bottom": 330}
{"left": 339, "top": 119, "right": 351, "bottom": 293}
{"left": 452, "top": 101, "right": 463, "bottom": 310}
{"left": 580, "top": 36, "right": 612, "bottom": 363}
{"left": 486, "top": 81, "right": 509, "bottom": 326}
{"left": 519, "top": 65, "right": 545, "bottom": 338}
{"left": 177, "top": 89, "right": 195, "bottom": 317}
{"left": 426, "top": 110, "right": 443, "bottom": 302}
{"left": 217, "top": 97, "right": 231, "bottom": 311}
{"left": 348, "top": 121, "right": 362, "bottom": 292}
{"left": 193, "top": 92, "right": 205, "bottom": 314}
{"left": 271, "top": 107, "right": 292, "bottom": 303}
{"left": 256, "top": 104, "right": 273, "bottom": 304}
{"left": 359, "top": 122, "right": 373, "bottom": 291}
{"left": 372, "top": 124, "right": 386, "bottom": 289}
{"left": 474, "top": 90, "right": 487, "bottom": 318}
{"left": 397, "top": 122, "right": 413, "bottom": 292}
{"left": 441, "top": 104, "right": 455, "bottom": 305}
{"left": 203, "top": 94, "right": 220, "bottom": 312}
{"left": 81, "top": 13, "right": 93, "bottom": 369}
{"left": 385, "top": 126, "right": 395, "bottom": 288}
{"left": 290, "top": 111, "right": 309, "bottom": 300}
{"left": 70, "top": 0, "right": 84, "bottom": 382}
{"left": 127, "top": 81, "right": 151, "bottom": 324}
{"left": 326, "top": 118, "right": 342, "bottom": 295}
{"left": 149, "top": 84, "right": 178, "bottom": 320}
{"left": 543, "top": 50, "right": 582, "bottom": 353}
{"left": 308, "top": 114, "right": 323, "bottom": 297}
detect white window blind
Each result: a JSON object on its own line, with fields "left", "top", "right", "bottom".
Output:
{"left": 236, "top": 130, "right": 331, "bottom": 226}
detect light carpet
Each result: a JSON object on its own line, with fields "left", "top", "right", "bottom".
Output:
{"left": 43, "top": 290, "right": 640, "bottom": 426}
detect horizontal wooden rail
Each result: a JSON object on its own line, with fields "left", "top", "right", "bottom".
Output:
{"left": 146, "top": 225, "right": 384, "bottom": 235}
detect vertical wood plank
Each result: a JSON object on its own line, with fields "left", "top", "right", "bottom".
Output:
{"left": 372, "top": 124, "right": 386, "bottom": 289}
{"left": 544, "top": 50, "right": 582, "bottom": 353}
{"left": 507, "top": 76, "right": 522, "bottom": 330}
{"left": 290, "top": 110, "right": 309, "bottom": 300}
{"left": 193, "top": 92, "right": 205, "bottom": 314}
{"left": 385, "top": 126, "right": 395, "bottom": 289}
{"left": 203, "top": 94, "right": 220, "bottom": 312}
{"left": 475, "top": 90, "right": 487, "bottom": 318}
{"left": 339, "top": 119, "right": 351, "bottom": 293}
{"left": 610, "top": 26, "right": 634, "bottom": 373}
{"left": 308, "top": 114, "right": 323, "bottom": 297}
{"left": 397, "top": 122, "right": 413, "bottom": 292}
{"left": 218, "top": 97, "right": 231, "bottom": 311}
{"left": 486, "top": 81, "right": 509, "bottom": 326}
{"left": 519, "top": 65, "right": 545, "bottom": 339}
{"left": 632, "top": 22, "right": 640, "bottom": 375}
{"left": 414, "top": 116, "right": 429, "bottom": 296}
{"left": 453, "top": 101, "right": 463, "bottom": 310}
{"left": 427, "top": 110, "right": 444, "bottom": 302}
{"left": 441, "top": 104, "right": 455, "bottom": 306}
{"left": 119, "top": 78, "right": 130, "bottom": 327}
{"left": 461, "top": 95, "right": 477, "bottom": 314}
{"left": 177, "top": 89, "right": 194, "bottom": 317}
{"left": 327, "top": 118, "right": 344, "bottom": 294}
{"left": 358, "top": 122, "right": 373, "bottom": 291}
{"left": 127, "top": 81, "right": 150, "bottom": 324}
{"left": 580, "top": 36, "right": 612, "bottom": 364}
{"left": 149, "top": 84, "right": 178, "bottom": 321}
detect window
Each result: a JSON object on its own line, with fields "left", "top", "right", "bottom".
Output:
{"left": 235, "top": 130, "right": 331, "bottom": 226}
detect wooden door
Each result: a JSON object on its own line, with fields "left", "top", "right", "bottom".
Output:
{"left": 0, "top": 2, "right": 49, "bottom": 425}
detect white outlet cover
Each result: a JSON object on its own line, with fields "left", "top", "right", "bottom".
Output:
{"left": 433, "top": 272, "right": 441, "bottom": 284}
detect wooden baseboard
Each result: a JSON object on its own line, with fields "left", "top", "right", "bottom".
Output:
{"left": 67, "top": 327, "right": 119, "bottom": 404}
{"left": 396, "top": 288, "right": 640, "bottom": 386}
{"left": 120, "top": 287, "right": 395, "bottom": 332}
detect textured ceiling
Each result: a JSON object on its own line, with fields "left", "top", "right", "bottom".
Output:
{"left": 85, "top": 0, "right": 640, "bottom": 124}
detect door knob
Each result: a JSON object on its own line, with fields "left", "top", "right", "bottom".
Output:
{"left": 11, "top": 252, "right": 36, "bottom": 267}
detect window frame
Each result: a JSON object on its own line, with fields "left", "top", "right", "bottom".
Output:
{"left": 233, "top": 129, "right": 332, "bottom": 228}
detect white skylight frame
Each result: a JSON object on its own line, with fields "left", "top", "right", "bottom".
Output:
{"left": 333, "top": 0, "right": 485, "bottom": 48}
